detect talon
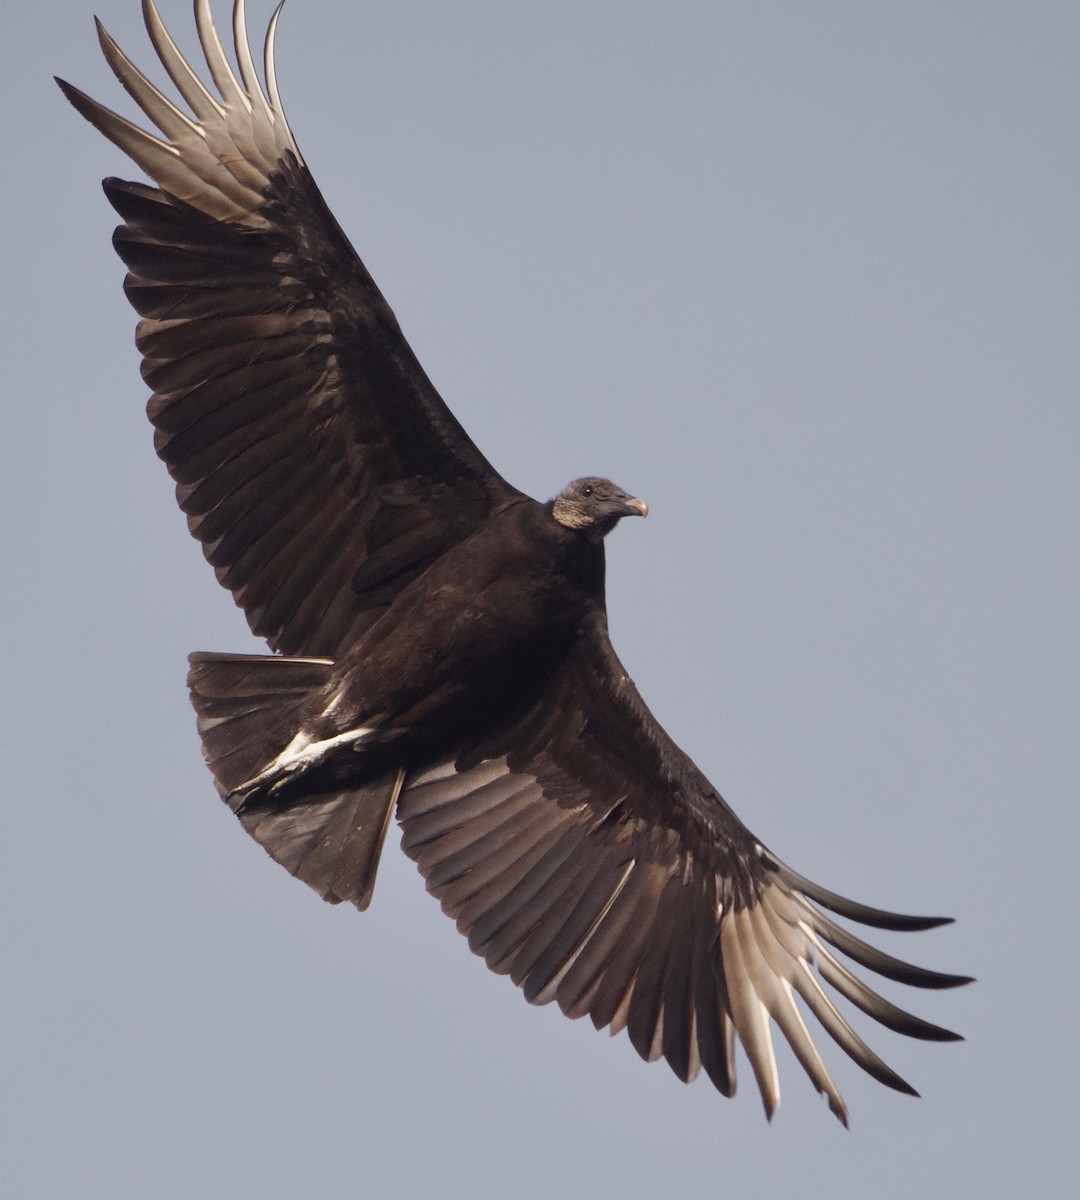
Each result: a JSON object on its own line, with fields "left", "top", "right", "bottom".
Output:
{"left": 225, "top": 726, "right": 376, "bottom": 808}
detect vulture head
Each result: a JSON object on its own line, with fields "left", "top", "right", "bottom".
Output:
{"left": 551, "top": 477, "right": 649, "bottom": 539}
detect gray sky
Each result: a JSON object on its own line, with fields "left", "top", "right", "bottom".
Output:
{"left": 5, "top": 0, "right": 1078, "bottom": 1195}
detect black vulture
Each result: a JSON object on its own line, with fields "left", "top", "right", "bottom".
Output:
{"left": 58, "top": 0, "right": 968, "bottom": 1124}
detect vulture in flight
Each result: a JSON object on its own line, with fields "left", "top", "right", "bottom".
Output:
{"left": 59, "top": 0, "right": 968, "bottom": 1124}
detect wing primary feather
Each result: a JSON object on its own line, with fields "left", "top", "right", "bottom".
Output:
{"left": 784, "top": 954, "right": 920, "bottom": 1096}
{"left": 801, "top": 901, "right": 974, "bottom": 989}
{"left": 95, "top": 16, "right": 264, "bottom": 199}
{"left": 95, "top": 20, "right": 199, "bottom": 141}
{"left": 815, "top": 943, "right": 965, "bottom": 1042}
{"left": 195, "top": 0, "right": 251, "bottom": 114}
{"left": 232, "top": 0, "right": 275, "bottom": 125}
{"left": 142, "top": 0, "right": 225, "bottom": 123}
{"left": 719, "top": 911, "right": 780, "bottom": 1120}
{"left": 264, "top": 2, "right": 299, "bottom": 156}
{"left": 756, "top": 882, "right": 965, "bottom": 1043}
{"left": 57, "top": 78, "right": 187, "bottom": 183}
{"left": 742, "top": 904, "right": 849, "bottom": 1124}
{"left": 766, "top": 853, "right": 955, "bottom": 931}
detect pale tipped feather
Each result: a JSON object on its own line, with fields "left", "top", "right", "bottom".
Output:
{"left": 719, "top": 913, "right": 781, "bottom": 1119}
{"left": 63, "top": 0, "right": 302, "bottom": 226}
{"left": 194, "top": 0, "right": 251, "bottom": 116}
{"left": 396, "top": 749, "right": 965, "bottom": 1123}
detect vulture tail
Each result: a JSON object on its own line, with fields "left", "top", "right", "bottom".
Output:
{"left": 188, "top": 652, "right": 402, "bottom": 911}
{"left": 188, "top": 651, "right": 334, "bottom": 796}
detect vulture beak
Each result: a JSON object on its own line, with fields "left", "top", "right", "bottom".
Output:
{"left": 624, "top": 496, "right": 649, "bottom": 518}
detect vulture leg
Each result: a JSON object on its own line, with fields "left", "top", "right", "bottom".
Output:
{"left": 228, "top": 726, "right": 377, "bottom": 805}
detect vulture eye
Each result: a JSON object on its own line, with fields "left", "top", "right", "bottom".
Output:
{"left": 581, "top": 485, "right": 594, "bottom": 497}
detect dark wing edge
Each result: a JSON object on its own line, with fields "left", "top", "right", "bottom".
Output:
{"left": 397, "top": 613, "right": 970, "bottom": 1124}
{"left": 58, "top": 0, "right": 520, "bottom": 658}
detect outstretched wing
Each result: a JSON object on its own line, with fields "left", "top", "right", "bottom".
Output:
{"left": 57, "top": 0, "right": 520, "bottom": 657}
{"left": 397, "top": 611, "right": 969, "bottom": 1123}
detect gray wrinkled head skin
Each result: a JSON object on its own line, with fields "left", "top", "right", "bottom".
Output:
{"left": 551, "top": 477, "right": 649, "bottom": 538}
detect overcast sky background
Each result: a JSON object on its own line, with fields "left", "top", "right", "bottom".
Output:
{"left": 4, "top": 1, "right": 1078, "bottom": 1195}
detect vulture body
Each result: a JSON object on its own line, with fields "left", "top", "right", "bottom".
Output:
{"left": 59, "top": 0, "right": 968, "bottom": 1124}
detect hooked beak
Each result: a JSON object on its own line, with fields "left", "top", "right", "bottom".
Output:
{"left": 623, "top": 496, "right": 649, "bottom": 519}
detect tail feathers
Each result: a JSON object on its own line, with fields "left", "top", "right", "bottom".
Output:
{"left": 188, "top": 651, "right": 333, "bottom": 797}
{"left": 188, "top": 652, "right": 401, "bottom": 911}
{"left": 239, "top": 769, "right": 404, "bottom": 911}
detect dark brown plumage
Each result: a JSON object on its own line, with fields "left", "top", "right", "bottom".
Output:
{"left": 59, "top": 0, "right": 968, "bottom": 1124}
